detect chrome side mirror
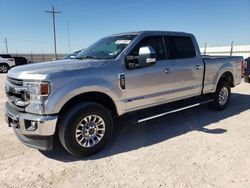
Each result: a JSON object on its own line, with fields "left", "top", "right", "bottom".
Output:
{"left": 138, "top": 46, "right": 156, "bottom": 67}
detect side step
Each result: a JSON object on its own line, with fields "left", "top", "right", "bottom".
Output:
{"left": 133, "top": 96, "right": 214, "bottom": 123}
{"left": 138, "top": 99, "right": 213, "bottom": 123}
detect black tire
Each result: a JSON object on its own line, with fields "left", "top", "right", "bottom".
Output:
{"left": 58, "top": 102, "right": 113, "bottom": 157}
{"left": 0, "top": 64, "right": 9, "bottom": 73}
{"left": 210, "top": 80, "right": 231, "bottom": 111}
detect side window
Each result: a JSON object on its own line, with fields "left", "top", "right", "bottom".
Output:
{"left": 126, "top": 36, "right": 166, "bottom": 68}
{"left": 166, "top": 36, "right": 196, "bottom": 59}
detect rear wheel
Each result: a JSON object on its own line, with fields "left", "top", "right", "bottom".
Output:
{"left": 0, "top": 64, "right": 9, "bottom": 73}
{"left": 210, "top": 80, "right": 231, "bottom": 111}
{"left": 58, "top": 102, "right": 113, "bottom": 157}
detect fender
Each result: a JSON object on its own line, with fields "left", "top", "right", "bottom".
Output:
{"left": 43, "top": 78, "right": 125, "bottom": 115}
{"left": 213, "top": 63, "right": 235, "bottom": 92}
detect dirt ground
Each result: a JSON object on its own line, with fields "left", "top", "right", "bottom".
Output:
{"left": 0, "top": 73, "right": 250, "bottom": 188}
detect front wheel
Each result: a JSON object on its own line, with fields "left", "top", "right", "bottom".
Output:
{"left": 58, "top": 102, "right": 113, "bottom": 157}
{"left": 210, "top": 80, "right": 231, "bottom": 111}
{"left": 0, "top": 64, "right": 9, "bottom": 73}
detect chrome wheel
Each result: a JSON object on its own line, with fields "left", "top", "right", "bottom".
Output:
{"left": 218, "top": 87, "right": 229, "bottom": 106}
{"left": 75, "top": 115, "right": 105, "bottom": 148}
{"left": 0, "top": 65, "right": 8, "bottom": 73}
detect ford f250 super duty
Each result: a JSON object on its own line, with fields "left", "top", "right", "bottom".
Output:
{"left": 5, "top": 31, "right": 243, "bottom": 157}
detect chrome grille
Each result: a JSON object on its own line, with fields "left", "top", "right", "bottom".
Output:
{"left": 6, "top": 78, "right": 30, "bottom": 109}
{"left": 7, "top": 77, "right": 23, "bottom": 86}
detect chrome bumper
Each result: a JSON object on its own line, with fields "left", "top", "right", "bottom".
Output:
{"left": 5, "top": 102, "right": 58, "bottom": 136}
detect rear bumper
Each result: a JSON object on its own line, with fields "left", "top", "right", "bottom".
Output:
{"left": 5, "top": 102, "right": 58, "bottom": 150}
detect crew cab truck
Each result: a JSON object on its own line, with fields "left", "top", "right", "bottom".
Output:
{"left": 5, "top": 31, "right": 243, "bottom": 157}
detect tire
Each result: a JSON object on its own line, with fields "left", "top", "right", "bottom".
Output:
{"left": 0, "top": 64, "right": 9, "bottom": 73}
{"left": 210, "top": 80, "right": 231, "bottom": 111}
{"left": 58, "top": 102, "right": 113, "bottom": 157}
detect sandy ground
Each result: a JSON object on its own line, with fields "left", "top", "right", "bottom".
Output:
{"left": 0, "top": 73, "right": 250, "bottom": 188}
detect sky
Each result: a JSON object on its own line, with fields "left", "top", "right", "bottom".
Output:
{"left": 0, "top": 0, "right": 250, "bottom": 54}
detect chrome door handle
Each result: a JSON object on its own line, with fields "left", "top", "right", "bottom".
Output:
{"left": 163, "top": 68, "right": 172, "bottom": 74}
{"left": 194, "top": 65, "right": 202, "bottom": 70}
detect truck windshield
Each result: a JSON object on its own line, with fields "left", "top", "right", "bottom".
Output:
{"left": 76, "top": 35, "right": 137, "bottom": 60}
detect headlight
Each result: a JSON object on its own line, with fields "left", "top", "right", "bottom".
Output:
{"left": 23, "top": 81, "right": 50, "bottom": 97}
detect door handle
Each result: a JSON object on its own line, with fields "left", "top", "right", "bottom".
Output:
{"left": 194, "top": 65, "right": 202, "bottom": 70}
{"left": 163, "top": 68, "right": 172, "bottom": 74}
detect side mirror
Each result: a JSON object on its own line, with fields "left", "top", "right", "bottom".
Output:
{"left": 138, "top": 46, "right": 156, "bottom": 67}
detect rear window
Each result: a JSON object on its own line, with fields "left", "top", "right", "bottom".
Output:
{"left": 166, "top": 36, "right": 196, "bottom": 59}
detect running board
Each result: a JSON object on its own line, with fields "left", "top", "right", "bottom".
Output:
{"left": 137, "top": 99, "right": 214, "bottom": 123}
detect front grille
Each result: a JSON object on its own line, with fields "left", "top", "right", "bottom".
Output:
{"left": 6, "top": 78, "right": 30, "bottom": 110}
{"left": 7, "top": 77, "right": 23, "bottom": 86}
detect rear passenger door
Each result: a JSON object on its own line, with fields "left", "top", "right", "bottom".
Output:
{"left": 165, "top": 36, "right": 204, "bottom": 99}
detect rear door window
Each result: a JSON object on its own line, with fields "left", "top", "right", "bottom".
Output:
{"left": 165, "top": 36, "right": 196, "bottom": 59}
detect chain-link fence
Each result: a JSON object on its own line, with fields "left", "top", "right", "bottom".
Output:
{"left": 10, "top": 53, "right": 67, "bottom": 63}
{"left": 11, "top": 44, "right": 250, "bottom": 63}
{"left": 200, "top": 44, "right": 250, "bottom": 59}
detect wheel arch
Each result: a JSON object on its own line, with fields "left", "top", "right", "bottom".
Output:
{"left": 0, "top": 63, "right": 10, "bottom": 67}
{"left": 217, "top": 71, "right": 234, "bottom": 87}
{"left": 58, "top": 91, "right": 118, "bottom": 118}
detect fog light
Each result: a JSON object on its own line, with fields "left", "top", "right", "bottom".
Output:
{"left": 25, "top": 120, "right": 38, "bottom": 131}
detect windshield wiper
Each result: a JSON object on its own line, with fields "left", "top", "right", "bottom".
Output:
{"left": 75, "top": 55, "right": 104, "bottom": 60}
{"left": 81, "top": 55, "right": 98, "bottom": 59}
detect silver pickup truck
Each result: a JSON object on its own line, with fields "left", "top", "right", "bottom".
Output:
{"left": 5, "top": 31, "right": 243, "bottom": 157}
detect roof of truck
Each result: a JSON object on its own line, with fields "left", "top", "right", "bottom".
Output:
{"left": 110, "top": 30, "right": 192, "bottom": 37}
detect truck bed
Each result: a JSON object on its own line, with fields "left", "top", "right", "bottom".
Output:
{"left": 202, "top": 55, "right": 243, "bottom": 94}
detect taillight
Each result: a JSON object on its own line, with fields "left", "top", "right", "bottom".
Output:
{"left": 241, "top": 61, "right": 243, "bottom": 77}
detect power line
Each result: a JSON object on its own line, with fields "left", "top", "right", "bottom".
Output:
{"left": 45, "top": 5, "right": 61, "bottom": 60}
{"left": 4, "top": 38, "right": 9, "bottom": 54}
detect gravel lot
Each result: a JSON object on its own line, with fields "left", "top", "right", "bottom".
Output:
{"left": 0, "top": 73, "right": 250, "bottom": 188}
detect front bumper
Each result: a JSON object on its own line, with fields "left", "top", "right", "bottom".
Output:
{"left": 5, "top": 102, "right": 58, "bottom": 150}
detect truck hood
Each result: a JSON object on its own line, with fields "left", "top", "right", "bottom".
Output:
{"left": 7, "top": 59, "right": 111, "bottom": 80}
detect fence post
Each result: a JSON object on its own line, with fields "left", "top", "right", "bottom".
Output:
{"left": 230, "top": 41, "right": 233, "bottom": 56}
{"left": 204, "top": 42, "right": 207, "bottom": 55}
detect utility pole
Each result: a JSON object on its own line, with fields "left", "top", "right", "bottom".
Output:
{"left": 67, "top": 21, "right": 71, "bottom": 54}
{"left": 4, "top": 38, "right": 8, "bottom": 54}
{"left": 204, "top": 42, "right": 207, "bottom": 55}
{"left": 230, "top": 41, "right": 233, "bottom": 56}
{"left": 45, "top": 6, "right": 61, "bottom": 60}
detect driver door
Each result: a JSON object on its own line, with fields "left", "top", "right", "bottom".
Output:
{"left": 124, "top": 36, "right": 174, "bottom": 111}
